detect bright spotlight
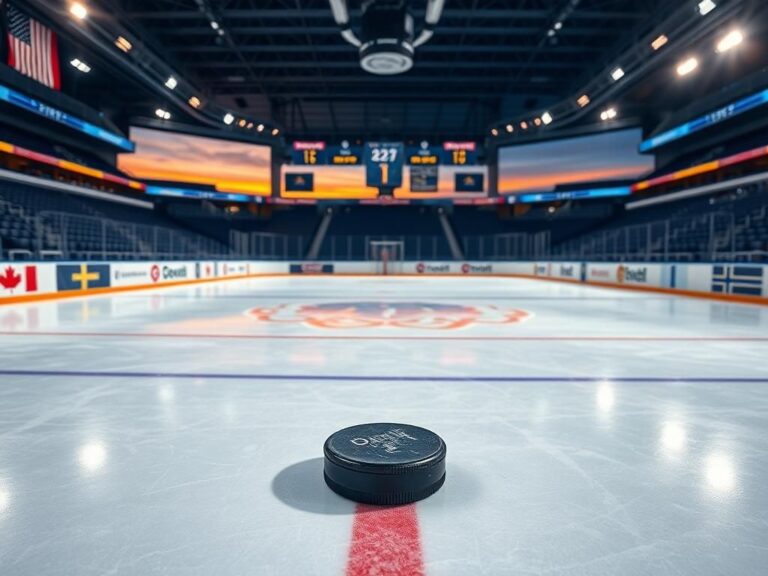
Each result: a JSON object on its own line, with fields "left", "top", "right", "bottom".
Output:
{"left": 651, "top": 34, "right": 668, "bottom": 51}
{"left": 505, "top": 124, "right": 513, "bottom": 133}
{"left": 577, "top": 94, "right": 590, "bottom": 107}
{"left": 272, "top": 128, "right": 280, "bottom": 136}
{"left": 164, "top": 76, "right": 178, "bottom": 90}
{"left": 70, "top": 58, "right": 91, "bottom": 73}
{"left": 115, "top": 36, "right": 133, "bottom": 53}
{"left": 676, "top": 57, "right": 699, "bottom": 76}
{"left": 611, "top": 67, "right": 625, "bottom": 81}
{"left": 533, "top": 117, "right": 542, "bottom": 127}
{"left": 600, "top": 107, "right": 617, "bottom": 121}
{"left": 716, "top": 29, "right": 743, "bottom": 53}
{"left": 188, "top": 96, "right": 202, "bottom": 109}
{"left": 541, "top": 111, "right": 553, "bottom": 125}
{"left": 257, "top": 124, "right": 265, "bottom": 132}
{"left": 223, "top": 113, "right": 235, "bottom": 125}
{"left": 70, "top": 2, "right": 88, "bottom": 20}
{"left": 155, "top": 108, "right": 171, "bottom": 120}
{"left": 491, "top": 128, "right": 499, "bottom": 136}
{"left": 698, "top": 0, "right": 716, "bottom": 16}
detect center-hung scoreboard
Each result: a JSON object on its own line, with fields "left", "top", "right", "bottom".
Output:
{"left": 286, "top": 140, "right": 483, "bottom": 195}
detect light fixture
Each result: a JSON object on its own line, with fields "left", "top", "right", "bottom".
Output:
{"left": 547, "top": 29, "right": 556, "bottom": 38}
{"left": 716, "top": 29, "right": 743, "bottom": 53}
{"left": 491, "top": 128, "right": 499, "bottom": 136}
{"left": 533, "top": 117, "right": 542, "bottom": 127}
{"left": 155, "top": 108, "right": 171, "bottom": 120}
{"left": 70, "top": 2, "right": 88, "bottom": 20}
{"left": 70, "top": 58, "right": 91, "bottom": 73}
{"left": 272, "top": 128, "right": 280, "bottom": 136}
{"left": 164, "top": 76, "right": 178, "bottom": 90}
{"left": 651, "top": 34, "right": 668, "bottom": 51}
{"left": 541, "top": 111, "right": 553, "bottom": 125}
{"left": 553, "top": 22, "right": 563, "bottom": 31}
{"left": 246, "top": 122, "right": 254, "bottom": 129}
{"left": 223, "top": 113, "right": 235, "bottom": 125}
{"left": 676, "top": 56, "right": 699, "bottom": 76}
{"left": 577, "top": 94, "right": 590, "bottom": 107}
{"left": 520, "top": 121, "right": 528, "bottom": 130}
{"left": 238, "top": 119, "right": 247, "bottom": 128}
{"left": 505, "top": 124, "right": 513, "bottom": 133}
{"left": 698, "top": 0, "right": 716, "bottom": 16}
{"left": 611, "top": 67, "right": 625, "bottom": 81}
{"left": 257, "top": 124, "right": 265, "bottom": 132}
{"left": 600, "top": 107, "right": 617, "bottom": 121}
{"left": 115, "top": 36, "right": 133, "bottom": 53}
{"left": 188, "top": 96, "right": 202, "bottom": 109}
{"left": 210, "top": 21, "right": 220, "bottom": 31}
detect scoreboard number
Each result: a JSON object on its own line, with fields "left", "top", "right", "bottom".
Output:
{"left": 366, "top": 142, "right": 404, "bottom": 188}
{"left": 451, "top": 150, "right": 467, "bottom": 165}
{"left": 303, "top": 149, "right": 319, "bottom": 165}
{"left": 370, "top": 147, "right": 399, "bottom": 163}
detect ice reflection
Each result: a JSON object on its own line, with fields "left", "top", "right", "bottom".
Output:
{"left": 660, "top": 421, "right": 687, "bottom": 455}
{"left": 705, "top": 453, "right": 737, "bottom": 494}
{"left": 78, "top": 441, "right": 107, "bottom": 473}
{"left": 0, "top": 483, "right": 10, "bottom": 514}
{"left": 596, "top": 381, "right": 615, "bottom": 413}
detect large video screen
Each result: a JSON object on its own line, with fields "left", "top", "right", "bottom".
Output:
{"left": 281, "top": 140, "right": 487, "bottom": 199}
{"left": 118, "top": 127, "right": 272, "bottom": 196}
{"left": 498, "top": 128, "right": 654, "bottom": 195}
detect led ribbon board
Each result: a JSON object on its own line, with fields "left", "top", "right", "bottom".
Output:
{"left": 0, "top": 84, "right": 135, "bottom": 152}
{"left": 513, "top": 186, "right": 631, "bottom": 204}
{"left": 639, "top": 88, "right": 768, "bottom": 152}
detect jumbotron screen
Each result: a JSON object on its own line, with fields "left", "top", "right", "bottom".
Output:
{"left": 281, "top": 140, "right": 487, "bottom": 199}
{"left": 497, "top": 128, "right": 654, "bottom": 195}
{"left": 118, "top": 127, "right": 272, "bottom": 196}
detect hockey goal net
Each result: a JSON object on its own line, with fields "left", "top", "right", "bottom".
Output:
{"left": 369, "top": 240, "right": 405, "bottom": 275}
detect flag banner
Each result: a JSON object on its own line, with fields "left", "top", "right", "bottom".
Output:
{"left": 6, "top": 2, "right": 60, "bottom": 90}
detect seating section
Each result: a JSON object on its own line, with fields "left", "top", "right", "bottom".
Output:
{"left": 0, "top": 182, "right": 229, "bottom": 260}
{"left": 552, "top": 182, "right": 768, "bottom": 261}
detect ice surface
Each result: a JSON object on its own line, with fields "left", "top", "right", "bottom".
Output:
{"left": 0, "top": 276, "right": 767, "bottom": 575}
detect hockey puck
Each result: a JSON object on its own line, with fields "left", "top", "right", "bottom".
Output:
{"left": 323, "top": 423, "right": 446, "bottom": 505}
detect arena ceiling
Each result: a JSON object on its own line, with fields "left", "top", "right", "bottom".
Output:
{"left": 108, "top": 0, "right": 675, "bottom": 140}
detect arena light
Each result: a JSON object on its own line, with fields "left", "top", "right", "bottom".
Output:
{"left": 164, "top": 76, "right": 178, "bottom": 90}
{"left": 223, "top": 113, "right": 235, "bottom": 125}
{"left": 238, "top": 119, "right": 247, "bottom": 128}
{"left": 70, "top": 58, "right": 91, "bottom": 73}
{"left": 651, "top": 34, "right": 668, "bottom": 51}
{"left": 716, "top": 29, "right": 743, "bottom": 53}
{"left": 188, "top": 96, "right": 201, "bottom": 109}
{"left": 70, "top": 2, "right": 88, "bottom": 20}
{"left": 611, "top": 67, "right": 625, "bottom": 81}
{"left": 698, "top": 0, "right": 716, "bottom": 16}
{"left": 272, "top": 128, "right": 280, "bottom": 136}
{"left": 577, "top": 94, "right": 590, "bottom": 107}
{"left": 533, "top": 117, "right": 542, "bottom": 127}
{"left": 520, "top": 121, "right": 528, "bottom": 130}
{"left": 676, "top": 56, "right": 699, "bottom": 76}
{"left": 505, "top": 124, "right": 513, "bottom": 133}
{"left": 115, "top": 36, "right": 133, "bottom": 53}
{"left": 210, "top": 20, "right": 220, "bottom": 31}
{"left": 553, "top": 22, "right": 563, "bottom": 31}
{"left": 491, "top": 128, "right": 499, "bottom": 136}
{"left": 541, "top": 111, "right": 553, "bottom": 125}
{"left": 257, "top": 123, "right": 265, "bottom": 132}
{"left": 600, "top": 107, "right": 617, "bottom": 121}
{"left": 155, "top": 108, "right": 171, "bottom": 120}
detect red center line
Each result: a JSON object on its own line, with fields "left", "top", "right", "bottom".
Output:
{"left": 0, "top": 330, "right": 767, "bottom": 342}
{"left": 346, "top": 504, "right": 424, "bottom": 576}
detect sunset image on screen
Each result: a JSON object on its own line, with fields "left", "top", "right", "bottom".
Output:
{"left": 498, "top": 128, "right": 654, "bottom": 195}
{"left": 281, "top": 165, "right": 378, "bottom": 199}
{"left": 118, "top": 127, "right": 272, "bottom": 196}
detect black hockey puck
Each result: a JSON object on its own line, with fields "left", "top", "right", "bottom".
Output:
{"left": 323, "top": 423, "right": 446, "bottom": 506}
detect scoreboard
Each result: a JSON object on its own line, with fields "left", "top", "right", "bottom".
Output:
{"left": 365, "top": 142, "right": 404, "bottom": 187}
{"left": 285, "top": 139, "right": 484, "bottom": 196}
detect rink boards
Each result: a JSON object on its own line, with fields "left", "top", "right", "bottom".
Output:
{"left": 0, "top": 259, "right": 766, "bottom": 303}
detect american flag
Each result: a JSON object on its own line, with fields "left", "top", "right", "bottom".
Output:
{"left": 5, "top": 2, "right": 60, "bottom": 90}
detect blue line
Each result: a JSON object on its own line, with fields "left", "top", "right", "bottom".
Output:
{"left": 1, "top": 369, "right": 766, "bottom": 383}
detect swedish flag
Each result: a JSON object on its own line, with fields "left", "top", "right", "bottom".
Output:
{"left": 57, "top": 264, "right": 111, "bottom": 291}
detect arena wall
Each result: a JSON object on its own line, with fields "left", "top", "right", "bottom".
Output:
{"left": 0, "top": 260, "right": 765, "bottom": 304}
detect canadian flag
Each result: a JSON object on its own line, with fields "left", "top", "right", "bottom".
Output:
{"left": 0, "top": 265, "right": 38, "bottom": 294}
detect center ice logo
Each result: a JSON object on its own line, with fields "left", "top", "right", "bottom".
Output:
{"left": 245, "top": 301, "right": 532, "bottom": 330}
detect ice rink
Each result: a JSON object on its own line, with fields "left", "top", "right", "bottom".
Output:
{"left": 1, "top": 276, "right": 767, "bottom": 575}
